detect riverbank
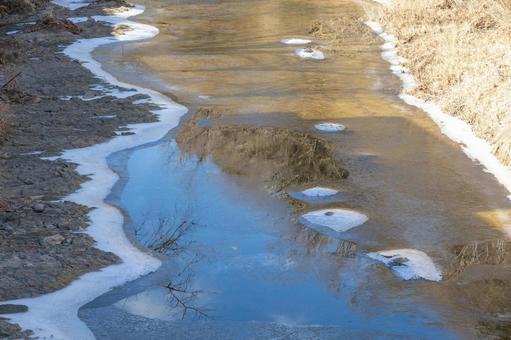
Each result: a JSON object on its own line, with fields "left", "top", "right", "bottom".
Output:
{"left": 363, "top": 0, "right": 511, "bottom": 189}
{"left": 0, "top": 0, "right": 166, "bottom": 337}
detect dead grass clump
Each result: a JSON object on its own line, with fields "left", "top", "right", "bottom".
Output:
{"left": 0, "top": 0, "right": 35, "bottom": 15}
{"left": 365, "top": 0, "right": 511, "bottom": 166}
{"left": 29, "top": 11, "right": 81, "bottom": 34}
{"left": 0, "top": 101, "right": 10, "bottom": 144}
{"left": 308, "top": 17, "right": 378, "bottom": 53}
{"left": 448, "top": 239, "right": 511, "bottom": 277}
{"left": 177, "top": 108, "right": 348, "bottom": 191}
{"left": 0, "top": 39, "right": 20, "bottom": 65}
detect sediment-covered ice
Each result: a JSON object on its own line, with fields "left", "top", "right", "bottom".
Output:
{"left": 300, "top": 209, "right": 368, "bottom": 232}
{"left": 281, "top": 38, "right": 311, "bottom": 45}
{"left": 295, "top": 48, "right": 324, "bottom": 60}
{"left": 2, "top": 3, "right": 187, "bottom": 339}
{"left": 301, "top": 187, "right": 338, "bottom": 197}
{"left": 366, "top": 15, "right": 511, "bottom": 211}
{"left": 368, "top": 249, "right": 442, "bottom": 282}
{"left": 315, "top": 123, "right": 345, "bottom": 132}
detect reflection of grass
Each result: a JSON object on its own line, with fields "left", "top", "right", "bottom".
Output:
{"left": 448, "top": 239, "right": 511, "bottom": 277}
{"left": 177, "top": 108, "right": 348, "bottom": 192}
{"left": 366, "top": 0, "right": 511, "bottom": 166}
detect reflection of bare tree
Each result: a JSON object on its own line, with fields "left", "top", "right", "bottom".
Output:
{"left": 164, "top": 254, "right": 211, "bottom": 320}
{"left": 147, "top": 217, "right": 198, "bottom": 255}
{"left": 135, "top": 206, "right": 198, "bottom": 256}
{"left": 134, "top": 209, "right": 211, "bottom": 318}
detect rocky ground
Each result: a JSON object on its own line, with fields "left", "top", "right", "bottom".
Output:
{"left": 0, "top": 0, "right": 157, "bottom": 337}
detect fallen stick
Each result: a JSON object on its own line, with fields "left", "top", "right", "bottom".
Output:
{"left": 0, "top": 71, "right": 21, "bottom": 89}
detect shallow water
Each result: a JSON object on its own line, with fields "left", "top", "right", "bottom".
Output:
{"left": 80, "top": 0, "right": 511, "bottom": 337}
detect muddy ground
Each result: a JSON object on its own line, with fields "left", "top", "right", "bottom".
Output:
{"left": 0, "top": 0, "right": 158, "bottom": 337}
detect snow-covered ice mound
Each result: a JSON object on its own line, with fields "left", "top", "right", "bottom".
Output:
{"left": 295, "top": 48, "right": 325, "bottom": 60}
{"left": 301, "top": 187, "right": 338, "bottom": 197}
{"left": 281, "top": 38, "right": 312, "bottom": 45}
{"left": 315, "top": 123, "right": 345, "bottom": 132}
{"left": 300, "top": 209, "right": 368, "bottom": 232}
{"left": 368, "top": 249, "right": 442, "bottom": 282}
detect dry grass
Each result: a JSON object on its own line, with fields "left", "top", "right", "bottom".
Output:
{"left": 0, "top": 0, "right": 35, "bottom": 15}
{"left": 365, "top": 0, "right": 511, "bottom": 165}
{"left": 0, "top": 101, "right": 10, "bottom": 144}
{"left": 447, "top": 239, "right": 511, "bottom": 278}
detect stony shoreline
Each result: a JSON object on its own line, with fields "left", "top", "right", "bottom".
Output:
{"left": 0, "top": 1, "right": 158, "bottom": 337}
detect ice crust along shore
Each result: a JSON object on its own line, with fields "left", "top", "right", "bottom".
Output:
{"left": 366, "top": 8, "right": 511, "bottom": 220}
{"left": 368, "top": 249, "right": 442, "bottom": 282}
{"left": 2, "top": 3, "right": 187, "bottom": 339}
{"left": 300, "top": 209, "right": 368, "bottom": 232}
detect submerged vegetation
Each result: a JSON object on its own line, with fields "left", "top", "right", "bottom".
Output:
{"left": 365, "top": 0, "right": 511, "bottom": 166}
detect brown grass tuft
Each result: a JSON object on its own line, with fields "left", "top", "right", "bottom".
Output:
{"left": 447, "top": 239, "right": 511, "bottom": 278}
{"left": 0, "top": 101, "right": 10, "bottom": 144}
{"left": 0, "top": 0, "right": 35, "bottom": 15}
{"left": 365, "top": 0, "right": 511, "bottom": 166}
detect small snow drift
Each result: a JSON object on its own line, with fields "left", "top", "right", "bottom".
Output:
{"left": 300, "top": 209, "right": 368, "bottom": 232}
{"left": 368, "top": 249, "right": 442, "bottom": 282}
{"left": 295, "top": 48, "right": 325, "bottom": 60}
{"left": 315, "top": 123, "right": 345, "bottom": 132}
{"left": 301, "top": 187, "right": 338, "bottom": 197}
{"left": 281, "top": 38, "right": 312, "bottom": 45}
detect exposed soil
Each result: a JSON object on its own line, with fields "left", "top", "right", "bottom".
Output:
{"left": 177, "top": 108, "right": 348, "bottom": 192}
{"left": 0, "top": 0, "right": 158, "bottom": 337}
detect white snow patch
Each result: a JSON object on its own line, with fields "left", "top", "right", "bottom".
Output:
{"left": 315, "top": 122, "right": 345, "bottom": 132}
{"left": 6, "top": 30, "right": 19, "bottom": 35}
{"left": 301, "top": 187, "right": 338, "bottom": 197}
{"left": 2, "top": 3, "right": 187, "bottom": 339}
{"left": 68, "top": 16, "right": 89, "bottom": 24}
{"left": 20, "top": 150, "right": 45, "bottom": 156}
{"left": 91, "top": 115, "right": 117, "bottom": 119}
{"left": 366, "top": 18, "right": 511, "bottom": 216}
{"left": 300, "top": 209, "right": 368, "bottom": 232}
{"left": 281, "top": 38, "right": 311, "bottom": 45}
{"left": 368, "top": 249, "right": 442, "bottom": 281}
{"left": 132, "top": 98, "right": 152, "bottom": 105}
{"left": 295, "top": 48, "right": 324, "bottom": 60}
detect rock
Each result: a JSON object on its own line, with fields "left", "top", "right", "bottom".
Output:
{"left": 41, "top": 234, "right": 65, "bottom": 246}
{"left": 0, "top": 304, "right": 28, "bottom": 314}
{"left": 388, "top": 257, "right": 409, "bottom": 267}
{"left": 32, "top": 203, "right": 45, "bottom": 213}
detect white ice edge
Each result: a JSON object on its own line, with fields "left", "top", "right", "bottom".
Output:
{"left": 295, "top": 48, "right": 325, "bottom": 60}
{"left": 281, "top": 38, "right": 312, "bottom": 45}
{"left": 300, "top": 208, "right": 368, "bottom": 232}
{"left": 301, "top": 187, "right": 339, "bottom": 197}
{"left": 368, "top": 249, "right": 442, "bottom": 282}
{"left": 365, "top": 19, "right": 511, "bottom": 221}
{"left": 315, "top": 122, "right": 345, "bottom": 132}
{"left": 2, "top": 3, "right": 187, "bottom": 339}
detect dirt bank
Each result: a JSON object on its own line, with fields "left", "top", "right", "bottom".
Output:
{"left": 0, "top": 0, "right": 157, "bottom": 337}
{"left": 363, "top": 0, "right": 511, "bottom": 167}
